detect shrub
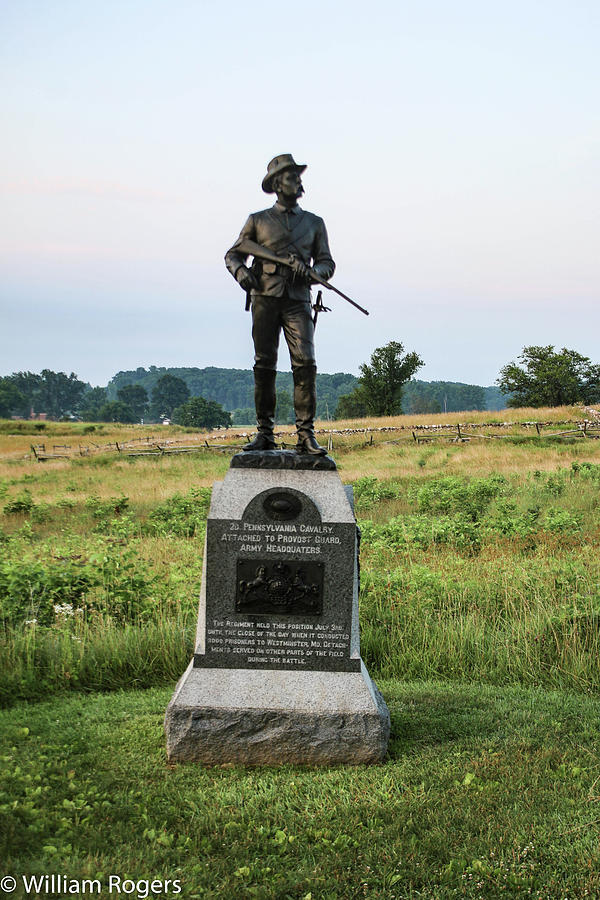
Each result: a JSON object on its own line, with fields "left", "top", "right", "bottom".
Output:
{"left": 544, "top": 507, "right": 582, "bottom": 535}
{"left": 85, "top": 546, "right": 160, "bottom": 622}
{"left": 360, "top": 513, "right": 481, "bottom": 552}
{"left": 0, "top": 542, "right": 160, "bottom": 629}
{"left": 353, "top": 476, "right": 401, "bottom": 510}
{"left": 544, "top": 472, "right": 566, "bottom": 497}
{"left": 0, "top": 553, "right": 99, "bottom": 628}
{"left": 3, "top": 491, "right": 35, "bottom": 515}
{"left": 144, "top": 487, "right": 211, "bottom": 538}
{"left": 572, "top": 461, "right": 600, "bottom": 481}
{"left": 414, "top": 475, "right": 507, "bottom": 521}
{"left": 85, "top": 495, "right": 129, "bottom": 518}
{"left": 483, "top": 500, "right": 539, "bottom": 538}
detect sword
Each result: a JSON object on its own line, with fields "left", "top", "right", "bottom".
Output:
{"left": 312, "top": 290, "right": 330, "bottom": 330}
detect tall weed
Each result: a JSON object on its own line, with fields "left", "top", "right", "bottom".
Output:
{"left": 353, "top": 476, "right": 401, "bottom": 510}
{"left": 144, "top": 486, "right": 211, "bottom": 537}
{"left": 0, "top": 615, "right": 194, "bottom": 704}
{"left": 359, "top": 548, "right": 600, "bottom": 690}
{"left": 0, "top": 540, "right": 160, "bottom": 628}
{"left": 413, "top": 474, "right": 507, "bottom": 520}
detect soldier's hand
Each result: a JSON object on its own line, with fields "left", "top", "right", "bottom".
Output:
{"left": 289, "top": 256, "right": 311, "bottom": 282}
{"left": 237, "top": 267, "right": 259, "bottom": 292}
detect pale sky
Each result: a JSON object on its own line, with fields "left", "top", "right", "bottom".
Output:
{"left": 1, "top": 0, "right": 598, "bottom": 387}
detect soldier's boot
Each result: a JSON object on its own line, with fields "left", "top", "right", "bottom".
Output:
{"left": 243, "top": 367, "right": 277, "bottom": 452}
{"left": 293, "top": 364, "right": 327, "bottom": 456}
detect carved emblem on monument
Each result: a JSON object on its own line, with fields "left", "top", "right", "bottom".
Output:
{"left": 236, "top": 560, "right": 323, "bottom": 615}
{"left": 262, "top": 491, "right": 302, "bottom": 520}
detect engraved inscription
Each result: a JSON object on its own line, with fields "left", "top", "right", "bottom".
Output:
{"left": 203, "top": 618, "right": 352, "bottom": 668}
{"left": 218, "top": 521, "right": 343, "bottom": 556}
{"left": 236, "top": 560, "right": 323, "bottom": 615}
{"left": 199, "top": 516, "right": 359, "bottom": 671}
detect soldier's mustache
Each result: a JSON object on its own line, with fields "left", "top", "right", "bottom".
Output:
{"left": 296, "top": 185, "right": 305, "bottom": 197}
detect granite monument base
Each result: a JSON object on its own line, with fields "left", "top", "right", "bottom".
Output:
{"left": 165, "top": 662, "right": 390, "bottom": 765}
{"left": 164, "top": 450, "right": 390, "bottom": 766}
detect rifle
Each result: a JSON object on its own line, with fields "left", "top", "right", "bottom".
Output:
{"left": 235, "top": 238, "right": 369, "bottom": 317}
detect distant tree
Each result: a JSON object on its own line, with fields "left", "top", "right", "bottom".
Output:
{"left": 38, "top": 369, "right": 86, "bottom": 417}
{"left": 497, "top": 346, "right": 600, "bottom": 408}
{"left": 342, "top": 341, "right": 424, "bottom": 418}
{"left": 335, "top": 388, "right": 368, "bottom": 419}
{"left": 78, "top": 387, "right": 108, "bottom": 421}
{"left": 402, "top": 381, "right": 487, "bottom": 414}
{"left": 151, "top": 374, "right": 190, "bottom": 419}
{"left": 97, "top": 401, "right": 136, "bottom": 423}
{"left": 116, "top": 384, "right": 148, "bottom": 421}
{"left": 231, "top": 407, "right": 256, "bottom": 426}
{"left": 7, "top": 370, "right": 86, "bottom": 418}
{"left": 0, "top": 379, "right": 26, "bottom": 418}
{"left": 410, "top": 395, "right": 442, "bottom": 415}
{"left": 5, "top": 372, "right": 43, "bottom": 416}
{"left": 172, "top": 396, "right": 231, "bottom": 429}
{"left": 484, "top": 385, "right": 508, "bottom": 412}
{"left": 275, "top": 389, "right": 294, "bottom": 425}
{"left": 316, "top": 373, "right": 358, "bottom": 419}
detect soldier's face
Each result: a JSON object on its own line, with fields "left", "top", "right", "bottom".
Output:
{"left": 278, "top": 169, "right": 304, "bottom": 200}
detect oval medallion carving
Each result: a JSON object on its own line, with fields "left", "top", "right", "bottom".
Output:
{"left": 262, "top": 491, "right": 302, "bottom": 521}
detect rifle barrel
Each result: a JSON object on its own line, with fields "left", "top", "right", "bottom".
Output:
{"left": 312, "top": 273, "right": 369, "bottom": 316}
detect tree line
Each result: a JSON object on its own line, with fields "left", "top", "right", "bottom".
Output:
{"left": 1, "top": 344, "right": 597, "bottom": 426}
{"left": 0, "top": 371, "right": 231, "bottom": 428}
{"left": 108, "top": 366, "right": 358, "bottom": 422}
{"left": 107, "top": 365, "right": 507, "bottom": 423}
{"left": 333, "top": 343, "right": 599, "bottom": 417}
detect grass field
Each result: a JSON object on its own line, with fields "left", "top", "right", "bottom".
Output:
{"left": 1, "top": 408, "right": 599, "bottom": 898}
{"left": 2, "top": 683, "right": 599, "bottom": 899}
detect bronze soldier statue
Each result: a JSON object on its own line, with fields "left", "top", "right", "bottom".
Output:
{"left": 225, "top": 154, "right": 335, "bottom": 455}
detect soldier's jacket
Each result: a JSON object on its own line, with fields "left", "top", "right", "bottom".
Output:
{"left": 225, "top": 202, "right": 335, "bottom": 302}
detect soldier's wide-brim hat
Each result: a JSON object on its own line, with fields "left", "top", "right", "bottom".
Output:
{"left": 262, "top": 154, "right": 306, "bottom": 194}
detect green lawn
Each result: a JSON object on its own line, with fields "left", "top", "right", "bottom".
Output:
{"left": 2, "top": 681, "right": 599, "bottom": 899}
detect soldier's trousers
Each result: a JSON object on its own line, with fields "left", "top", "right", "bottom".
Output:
{"left": 251, "top": 295, "right": 316, "bottom": 372}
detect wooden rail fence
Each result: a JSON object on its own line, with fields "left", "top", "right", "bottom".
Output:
{"left": 18, "top": 414, "right": 600, "bottom": 462}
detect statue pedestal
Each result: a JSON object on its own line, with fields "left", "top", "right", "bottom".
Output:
{"left": 165, "top": 452, "right": 390, "bottom": 765}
